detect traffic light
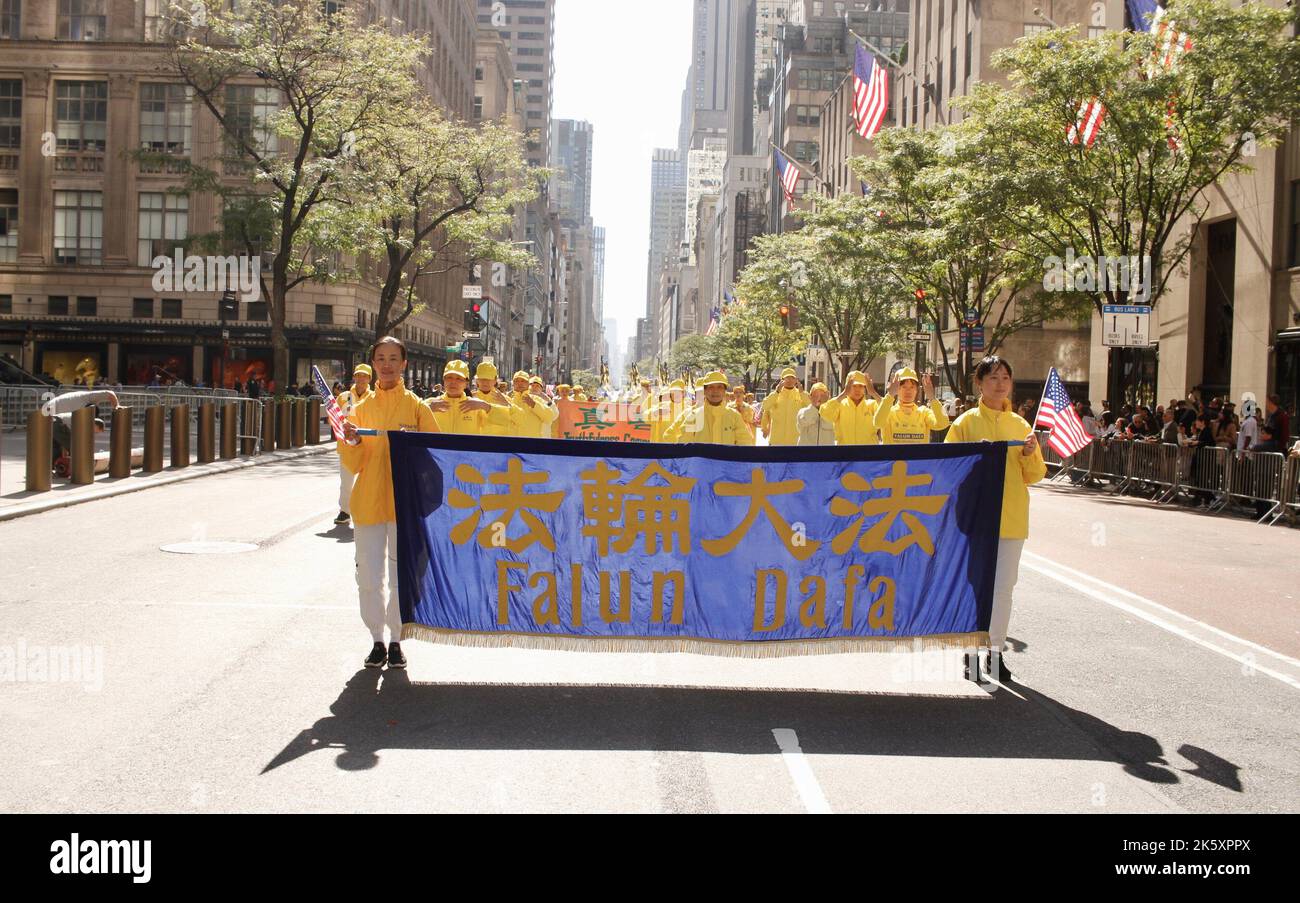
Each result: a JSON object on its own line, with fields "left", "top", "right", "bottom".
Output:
{"left": 779, "top": 304, "right": 791, "bottom": 329}
{"left": 914, "top": 289, "right": 927, "bottom": 302}
{"left": 463, "top": 302, "right": 485, "bottom": 332}
{"left": 219, "top": 290, "right": 237, "bottom": 321}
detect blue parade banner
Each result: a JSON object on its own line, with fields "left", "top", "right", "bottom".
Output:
{"left": 390, "top": 434, "right": 1006, "bottom": 656}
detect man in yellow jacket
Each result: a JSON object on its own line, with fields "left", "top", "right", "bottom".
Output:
{"left": 339, "top": 337, "right": 438, "bottom": 671}
{"left": 672, "top": 371, "right": 755, "bottom": 446}
{"left": 820, "top": 370, "right": 883, "bottom": 445}
{"left": 508, "top": 370, "right": 558, "bottom": 438}
{"left": 874, "top": 367, "right": 950, "bottom": 444}
{"left": 334, "top": 363, "right": 373, "bottom": 526}
{"left": 426, "top": 360, "right": 513, "bottom": 435}
{"left": 472, "top": 361, "right": 513, "bottom": 436}
{"left": 944, "top": 355, "right": 1045, "bottom": 683}
{"left": 760, "top": 367, "right": 811, "bottom": 446}
{"left": 647, "top": 380, "right": 691, "bottom": 444}
{"left": 730, "top": 384, "right": 757, "bottom": 440}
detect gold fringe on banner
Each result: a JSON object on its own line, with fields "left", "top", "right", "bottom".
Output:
{"left": 401, "top": 624, "right": 989, "bottom": 659}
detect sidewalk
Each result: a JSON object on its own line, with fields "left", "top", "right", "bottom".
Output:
{"left": 0, "top": 427, "right": 335, "bottom": 522}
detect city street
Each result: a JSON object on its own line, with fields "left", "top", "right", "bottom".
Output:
{"left": 1, "top": 453, "right": 1295, "bottom": 814}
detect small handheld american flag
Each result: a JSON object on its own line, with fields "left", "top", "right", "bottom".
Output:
{"left": 1035, "top": 367, "right": 1093, "bottom": 458}
{"left": 312, "top": 365, "right": 347, "bottom": 440}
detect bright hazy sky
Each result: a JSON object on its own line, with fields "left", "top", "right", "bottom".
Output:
{"left": 552, "top": 0, "right": 693, "bottom": 358}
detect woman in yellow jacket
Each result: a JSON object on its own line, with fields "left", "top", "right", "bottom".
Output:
{"left": 340, "top": 337, "right": 439, "bottom": 671}
{"left": 820, "top": 370, "right": 883, "bottom": 445}
{"left": 944, "top": 355, "right": 1045, "bottom": 682}
{"left": 760, "top": 368, "right": 811, "bottom": 446}
{"left": 873, "top": 367, "right": 950, "bottom": 444}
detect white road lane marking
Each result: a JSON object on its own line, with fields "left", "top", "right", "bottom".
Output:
{"left": 771, "top": 728, "right": 832, "bottom": 814}
{"left": 1022, "top": 556, "right": 1300, "bottom": 692}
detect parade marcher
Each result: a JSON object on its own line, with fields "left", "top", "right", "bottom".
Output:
{"left": 339, "top": 337, "right": 439, "bottom": 670}
{"left": 508, "top": 370, "right": 558, "bottom": 439}
{"left": 944, "top": 355, "right": 1046, "bottom": 683}
{"left": 796, "top": 383, "right": 838, "bottom": 447}
{"left": 671, "top": 371, "right": 754, "bottom": 446}
{"left": 426, "top": 360, "right": 513, "bottom": 435}
{"left": 334, "top": 365, "right": 373, "bottom": 526}
{"left": 873, "top": 368, "right": 949, "bottom": 445}
{"left": 472, "top": 362, "right": 512, "bottom": 436}
{"left": 760, "top": 368, "right": 811, "bottom": 446}
{"left": 820, "top": 370, "right": 883, "bottom": 445}
{"left": 648, "top": 380, "right": 690, "bottom": 444}
{"left": 730, "top": 385, "right": 756, "bottom": 441}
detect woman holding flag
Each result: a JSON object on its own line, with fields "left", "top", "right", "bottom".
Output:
{"left": 944, "top": 356, "right": 1045, "bottom": 682}
{"left": 339, "top": 337, "right": 439, "bottom": 671}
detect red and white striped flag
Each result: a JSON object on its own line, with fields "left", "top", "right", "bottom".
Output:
{"left": 774, "top": 148, "right": 801, "bottom": 205}
{"left": 852, "top": 44, "right": 889, "bottom": 140}
{"left": 1066, "top": 98, "right": 1107, "bottom": 147}
{"left": 1035, "top": 367, "right": 1093, "bottom": 458}
{"left": 312, "top": 365, "right": 347, "bottom": 440}
{"left": 1149, "top": 6, "right": 1193, "bottom": 75}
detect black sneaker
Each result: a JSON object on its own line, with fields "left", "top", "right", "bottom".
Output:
{"left": 387, "top": 643, "right": 407, "bottom": 670}
{"left": 364, "top": 642, "right": 387, "bottom": 669}
{"left": 334, "top": 511, "right": 351, "bottom": 525}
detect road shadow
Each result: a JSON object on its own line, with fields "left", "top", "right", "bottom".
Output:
{"left": 262, "top": 667, "right": 1235, "bottom": 791}
{"left": 316, "top": 523, "right": 354, "bottom": 544}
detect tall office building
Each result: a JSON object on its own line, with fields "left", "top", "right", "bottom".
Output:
{"left": 476, "top": 0, "right": 555, "bottom": 169}
{"left": 551, "top": 119, "right": 593, "bottom": 226}
{"left": 646, "top": 148, "right": 687, "bottom": 354}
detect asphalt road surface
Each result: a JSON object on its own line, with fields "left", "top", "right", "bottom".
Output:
{"left": 0, "top": 453, "right": 1296, "bottom": 813}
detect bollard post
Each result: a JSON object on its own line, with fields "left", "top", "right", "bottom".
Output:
{"left": 291, "top": 398, "right": 305, "bottom": 447}
{"left": 110, "top": 407, "right": 133, "bottom": 478}
{"left": 25, "top": 410, "right": 52, "bottom": 492}
{"left": 277, "top": 399, "right": 292, "bottom": 449}
{"left": 220, "top": 403, "right": 237, "bottom": 460}
{"left": 143, "top": 406, "right": 165, "bottom": 472}
{"left": 260, "top": 399, "right": 276, "bottom": 453}
{"left": 240, "top": 400, "right": 258, "bottom": 456}
{"left": 69, "top": 406, "right": 96, "bottom": 485}
{"left": 197, "top": 403, "right": 216, "bottom": 464}
{"left": 170, "top": 403, "right": 190, "bottom": 468}
{"left": 307, "top": 397, "right": 322, "bottom": 445}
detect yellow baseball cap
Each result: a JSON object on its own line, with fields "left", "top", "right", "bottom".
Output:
{"left": 669, "top": 379, "right": 686, "bottom": 390}
{"left": 701, "top": 371, "right": 728, "bottom": 387}
{"left": 530, "top": 375, "right": 543, "bottom": 385}
{"left": 811, "top": 382, "right": 829, "bottom": 393}
{"left": 475, "top": 361, "right": 498, "bottom": 381}
{"left": 512, "top": 370, "right": 531, "bottom": 382}
{"left": 847, "top": 371, "right": 869, "bottom": 387}
{"left": 780, "top": 367, "right": 797, "bottom": 379}
{"left": 556, "top": 383, "right": 571, "bottom": 391}
{"left": 896, "top": 367, "right": 920, "bottom": 383}
{"left": 444, "top": 360, "right": 470, "bottom": 379}
{"left": 353, "top": 364, "right": 373, "bottom": 378}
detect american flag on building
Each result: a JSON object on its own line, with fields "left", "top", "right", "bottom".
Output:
{"left": 774, "top": 148, "right": 801, "bottom": 205}
{"left": 1066, "top": 98, "right": 1107, "bottom": 148}
{"left": 852, "top": 44, "right": 889, "bottom": 140}
{"left": 1148, "top": 6, "right": 1192, "bottom": 72}
{"left": 706, "top": 305, "right": 722, "bottom": 337}
{"left": 1035, "top": 367, "right": 1093, "bottom": 458}
{"left": 312, "top": 365, "right": 347, "bottom": 440}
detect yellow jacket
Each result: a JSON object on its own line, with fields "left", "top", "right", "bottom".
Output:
{"left": 873, "top": 396, "right": 950, "bottom": 445}
{"left": 476, "top": 389, "right": 514, "bottom": 436}
{"left": 339, "top": 381, "right": 438, "bottom": 528}
{"left": 426, "top": 395, "right": 513, "bottom": 436}
{"left": 760, "top": 387, "right": 811, "bottom": 446}
{"left": 337, "top": 386, "right": 370, "bottom": 417}
{"left": 819, "top": 396, "right": 880, "bottom": 445}
{"left": 510, "top": 393, "right": 559, "bottom": 438}
{"left": 731, "top": 401, "right": 757, "bottom": 438}
{"left": 648, "top": 400, "right": 691, "bottom": 444}
{"left": 944, "top": 399, "right": 1047, "bottom": 540}
{"left": 672, "top": 402, "right": 755, "bottom": 446}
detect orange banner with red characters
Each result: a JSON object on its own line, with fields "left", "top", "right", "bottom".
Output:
{"left": 555, "top": 400, "right": 652, "bottom": 442}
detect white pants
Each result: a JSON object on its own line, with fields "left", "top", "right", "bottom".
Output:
{"left": 355, "top": 521, "right": 402, "bottom": 644}
{"left": 990, "top": 539, "right": 1026, "bottom": 651}
{"left": 339, "top": 457, "right": 356, "bottom": 514}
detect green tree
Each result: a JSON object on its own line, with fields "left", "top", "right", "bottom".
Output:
{"left": 161, "top": 0, "right": 428, "bottom": 391}
{"left": 667, "top": 334, "right": 716, "bottom": 378}
{"left": 712, "top": 298, "right": 809, "bottom": 391}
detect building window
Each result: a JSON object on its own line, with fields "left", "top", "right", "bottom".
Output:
{"left": 0, "top": 188, "right": 15, "bottom": 263}
{"left": 315, "top": 304, "right": 333, "bottom": 325}
{"left": 794, "top": 104, "right": 821, "bottom": 127}
{"left": 473, "top": 95, "right": 483, "bottom": 119}
{"left": 53, "top": 190, "right": 103, "bottom": 265}
{"left": 965, "top": 29, "right": 972, "bottom": 81}
{"left": 76, "top": 296, "right": 96, "bottom": 316}
{"left": 0, "top": 295, "right": 11, "bottom": 314}
{"left": 0, "top": 79, "right": 20, "bottom": 172}
{"left": 140, "top": 84, "right": 192, "bottom": 157}
{"left": 247, "top": 301, "right": 268, "bottom": 321}
{"left": 137, "top": 192, "right": 189, "bottom": 266}
{"left": 49, "top": 296, "right": 69, "bottom": 316}
{"left": 1024, "top": 23, "right": 1050, "bottom": 37}
{"left": 0, "top": 0, "right": 18, "bottom": 40}
{"left": 225, "top": 84, "right": 279, "bottom": 157}
{"left": 161, "top": 298, "right": 182, "bottom": 319}
{"left": 1290, "top": 180, "right": 1300, "bottom": 269}
{"left": 133, "top": 298, "right": 154, "bottom": 318}
{"left": 58, "top": 0, "right": 106, "bottom": 41}
{"left": 55, "top": 81, "right": 108, "bottom": 153}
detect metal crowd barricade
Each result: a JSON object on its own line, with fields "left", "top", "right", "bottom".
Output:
{"left": 1271, "top": 456, "right": 1300, "bottom": 526}
{"left": 1175, "top": 444, "right": 1230, "bottom": 510}
{"left": 1223, "top": 450, "right": 1286, "bottom": 523}
{"left": 1, "top": 386, "right": 48, "bottom": 428}
{"left": 1089, "top": 439, "right": 1132, "bottom": 490}
{"left": 1126, "top": 441, "right": 1182, "bottom": 503}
